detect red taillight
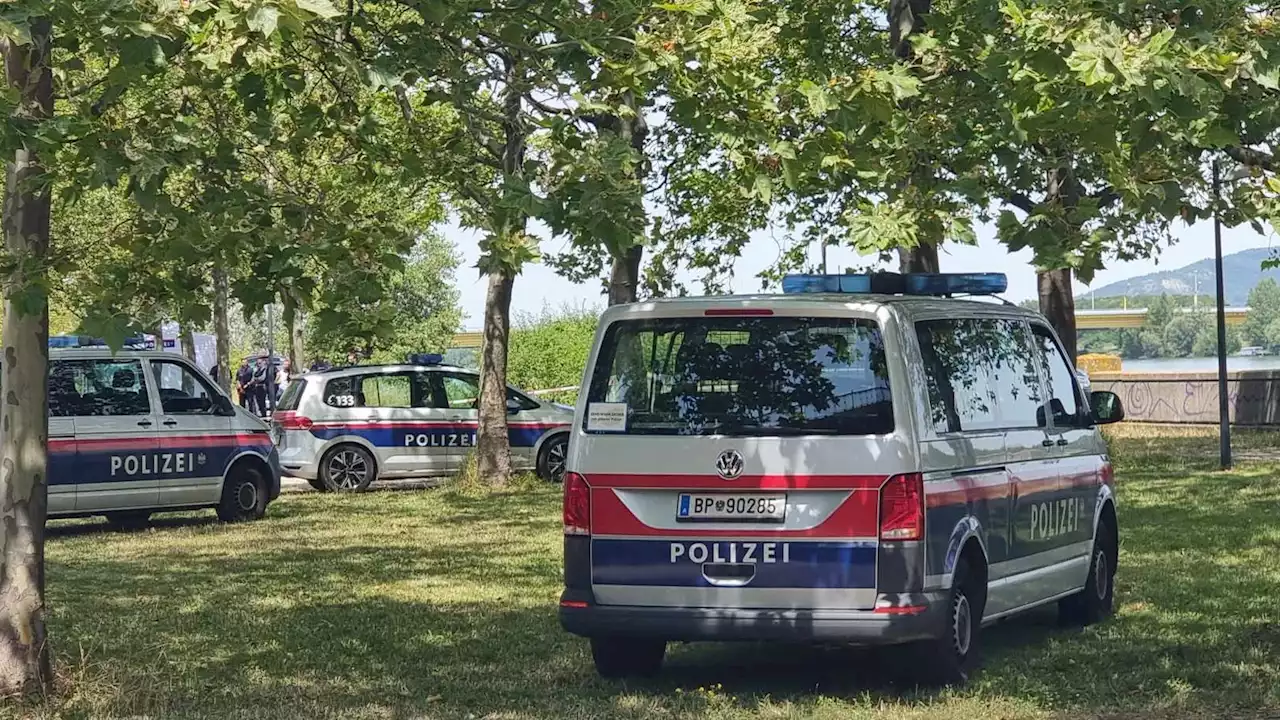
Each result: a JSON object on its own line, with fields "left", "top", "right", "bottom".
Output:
{"left": 275, "top": 411, "right": 313, "bottom": 431}
{"left": 879, "top": 472, "right": 924, "bottom": 541}
{"left": 1101, "top": 462, "right": 1114, "bottom": 487}
{"left": 563, "top": 472, "right": 591, "bottom": 536}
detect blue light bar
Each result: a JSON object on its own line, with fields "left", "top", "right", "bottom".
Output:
{"left": 904, "top": 273, "right": 1007, "bottom": 296}
{"left": 408, "top": 353, "right": 444, "bottom": 365}
{"left": 782, "top": 272, "right": 1007, "bottom": 297}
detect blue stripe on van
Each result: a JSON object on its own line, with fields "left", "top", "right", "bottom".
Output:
{"left": 591, "top": 538, "right": 877, "bottom": 588}
{"left": 48, "top": 437, "right": 274, "bottom": 486}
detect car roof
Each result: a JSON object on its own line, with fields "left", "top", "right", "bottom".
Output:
{"left": 297, "top": 363, "right": 469, "bottom": 381}
{"left": 601, "top": 293, "right": 1043, "bottom": 322}
{"left": 50, "top": 348, "right": 198, "bottom": 360}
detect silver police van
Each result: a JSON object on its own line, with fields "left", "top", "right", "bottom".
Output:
{"left": 559, "top": 272, "right": 1125, "bottom": 684}
{"left": 272, "top": 356, "right": 573, "bottom": 491}
{"left": 48, "top": 348, "right": 281, "bottom": 528}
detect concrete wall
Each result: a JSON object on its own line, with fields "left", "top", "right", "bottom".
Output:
{"left": 1091, "top": 371, "right": 1280, "bottom": 425}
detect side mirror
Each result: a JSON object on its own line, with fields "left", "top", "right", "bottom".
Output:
{"left": 506, "top": 398, "right": 523, "bottom": 414}
{"left": 1090, "top": 390, "right": 1124, "bottom": 425}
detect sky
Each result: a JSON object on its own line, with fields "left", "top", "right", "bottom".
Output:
{"left": 446, "top": 217, "right": 1278, "bottom": 330}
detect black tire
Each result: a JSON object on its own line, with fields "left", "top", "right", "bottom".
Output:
{"left": 217, "top": 464, "right": 268, "bottom": 522}
{"left": 1059, "top": 517, "right": 1117, "bottom": 626}
{"left": 306, "top": 477, "right": 329, "bottom": 492}
{"left": 319, "top": 444, "right": 377, "bottom": 492}
{"left": 536, "top": 434, "right": 569, "bottom": 483}
{"left": 590, "top": 636, "right": 666, "bottom": 679}
{"left": 104, "top": 511, "right": 151, "bottom": 532}
{"left": 906, "top": 556, "right": 983, "bottom": 686}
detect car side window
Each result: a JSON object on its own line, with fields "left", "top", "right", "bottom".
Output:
{"left": 360, "top": 374, "right": 413, "bottom": 408}
{"left": 150, "top": 359, "right": 219, "bottom": 414}
{"left": 1032, "top": 325, "right": 1082, "bottom": 427}
{"left": 441, "top": 374, "right": 480, "bottom": 410}
{"left": 50, "top": 359, "right": 151, "bottom": 416}
{"left": 916, "top": 318, "right": 1044, "bottom": 433}
{"left": 324, "top": 376, "right": 360, "bottom": 408}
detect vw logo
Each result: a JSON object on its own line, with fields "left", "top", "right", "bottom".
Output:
{"left": 715, "top": 449, "right": 744, "bottom": 480}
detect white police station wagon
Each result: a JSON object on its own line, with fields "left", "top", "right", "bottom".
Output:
{"left": 559, "top": 272, "right": 1125, "bottom": 684}
{"left": 48, "top": 347, "right": 281, "bottom": 529}
{"left": 272, "top": 356, "right": 574, "bottom": 491}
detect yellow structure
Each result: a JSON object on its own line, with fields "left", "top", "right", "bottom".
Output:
{"left": 1075, "top": 307, "right": 1249, "bottom": 329}
{"left": 1076, "top": 353, "right": 1122, "bottom": 374}
{"left": 452, "top": 331, "right": 483, "bottom": 349}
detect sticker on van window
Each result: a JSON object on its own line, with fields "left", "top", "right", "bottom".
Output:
{"left": 586, "top": 402, "right": 628, "bottom": 432}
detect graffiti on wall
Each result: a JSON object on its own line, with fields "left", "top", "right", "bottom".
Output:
{"left": 1093, "top": 374, "right": 1280, "bottom": 425}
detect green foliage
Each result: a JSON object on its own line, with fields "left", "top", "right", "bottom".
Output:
{"left": 507, "top": 305, "right": 599, "bottom": 403}
{"left": 1243, "top": 278, "right": 1280, "bottom": 349}
{"left": 305, "top": 235, "right": 462, "bottom": 364}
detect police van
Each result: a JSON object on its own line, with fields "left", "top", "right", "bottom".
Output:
{"left": 272, "top": 356, "right": 574, "bottom": 491}
{"left": 559, "top": 272, "right": 1125, "bottom": 684}
{"left": 48, "top": 348, "right": 281, "bottom": 528}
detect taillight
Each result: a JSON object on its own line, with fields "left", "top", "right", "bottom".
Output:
{"left": 276, "top": 411, "right": 313, "bottom": 431}
{"left": 879, "top": 472, "right": 924, "bottom": 541}
{"left": 1100, "top": 461, "right": 1114, "bottom": 487}
{"left": 563, "top": 472, "right": 591, "bottom": 536}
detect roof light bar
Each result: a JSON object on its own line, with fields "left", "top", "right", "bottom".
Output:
{"left": 781, "top": 272, "right": 1007, "bottom": 297}
{"left": 407, "top": 353, "right": 444, "bottom": 365}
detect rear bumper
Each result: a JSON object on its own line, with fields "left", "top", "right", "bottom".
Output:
{"left": 559, "top": 591, "right": 948, "bottom": 644}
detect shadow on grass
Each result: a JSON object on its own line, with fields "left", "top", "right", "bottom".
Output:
{"left": 40, "top": 460, "right": 1280, "bottom": 719}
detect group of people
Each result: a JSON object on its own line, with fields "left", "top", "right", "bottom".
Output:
{"left": 229, "top": 356, "right": 290, "bottom": 417}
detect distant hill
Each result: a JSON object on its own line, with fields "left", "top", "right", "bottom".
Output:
{"left": 1082, "top": 247, "right": 1280, "bottom": 306}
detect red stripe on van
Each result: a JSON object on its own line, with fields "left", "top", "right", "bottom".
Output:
{"left": 926, "top": 483, "right": 1009, "bottom": 508}
{"left": 591, "top": 487, "right": 880, "bottom": 538}
{"left": 585, "top": 473, "right": 887, "bottom": 490}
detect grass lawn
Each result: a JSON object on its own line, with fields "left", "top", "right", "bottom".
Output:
{"left": 17, "top": 426, "right": 1280, "bottom": 719}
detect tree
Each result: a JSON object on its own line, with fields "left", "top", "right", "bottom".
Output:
{"left": 0, "top": 15, "right": 54, "bottom": 694}
{"left": 0, "top": 1, "right": 339, "bottom": 694}
{"left": 1161, "top": 313, "right": 1199, "bottom": 357}
{"left": 1138, "top": 294, "right": 1176, "bottom": 357}
{"left": 306, "top": 235, "right": 462, "bottom": 363}
{"left": 1243, "top": 278, "right": 1280, "bottom": 346}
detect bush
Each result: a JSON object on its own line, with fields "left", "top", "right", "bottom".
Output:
{"left": 507, "top": 304, "right": 599, "bottom": 404}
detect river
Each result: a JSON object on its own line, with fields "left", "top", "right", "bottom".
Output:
{"left": 1116, "top": 356, "right": 1280, "bottom": 373}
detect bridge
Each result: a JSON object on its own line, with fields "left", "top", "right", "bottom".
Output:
{"left": 1075, "top": 307, "right": 1250, "bottom": 329}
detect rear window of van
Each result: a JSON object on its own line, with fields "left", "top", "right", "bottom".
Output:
{"left": 585, "top": 316, "right": 892, "bottom": 436}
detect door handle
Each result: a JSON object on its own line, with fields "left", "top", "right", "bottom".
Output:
{"left": 162, "top": 419, "right": 179, "bottom": 427}
{"left": 1041, "top": 439, "right": 1054, "bottom": 447}
{"left": 1056, "top": 438, "right": 1069, "bottom": 446}
{"left": 137, "top": 420, "right": 153, "bottom": 427}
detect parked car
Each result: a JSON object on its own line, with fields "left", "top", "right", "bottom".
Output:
{"left": 48, "top": 348, "right": 281, "bottom": 529}
{"left": 272, "top": 357, "right": 572, "bottom": 491}
{"left": 559, "top": 272, "right": 1125, "bottom": 684}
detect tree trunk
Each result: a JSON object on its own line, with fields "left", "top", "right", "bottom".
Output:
{"left": 608, "top": 245, "right": 643, "bottom": 305}
{"left": 212, "top": 268, "right": 232, "bottom": 391}
{"left": 181, "top": 326, "right": 197, "bottom": 363}
{"left": 282, "top": 291, "right": 304, "bottom": 372}
{"left": 1038, "top": 267, "right": 1078, "bottom": 362}
{"left": 475, "top": 269, "right": 515, "bottom": 485}
{"left": 605, "top": 90, "right": 649, "bottom": 306}
{"left": 897, "top": 244, "right": 940, "bottom": 273}
{"left": 0, "top": 22, "right": 54, "bottom": 696}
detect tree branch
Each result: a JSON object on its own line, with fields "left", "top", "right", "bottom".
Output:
{"left": 1225, "top": 146, "right": 1277, "bottom": 172}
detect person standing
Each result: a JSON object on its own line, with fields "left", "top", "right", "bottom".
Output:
{"left": 235, "top": 359, "right": 254, "bottom": 408}
{"left": 276, "top": 360, "right": 290, "bottom": 403}
{"left": 248, "top": 357, "right": 269, "bottom": 416}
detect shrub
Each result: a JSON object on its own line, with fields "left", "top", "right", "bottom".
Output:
{"left": 507, "top": 303, "right": 599, "bottom": 405}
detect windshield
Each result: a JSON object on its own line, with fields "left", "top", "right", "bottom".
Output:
{"left": 585, "top": 316, "right": 893, "bottom": 436}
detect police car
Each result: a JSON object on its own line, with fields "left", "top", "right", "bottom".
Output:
{"left": 272, "top": 356, "right": 574, "bottom": 491}
{"left": 47, "top": 347, "right": 281, "bottom": 529}
{"left": 559, "top": 272, "right": 1125, "bottom": 684}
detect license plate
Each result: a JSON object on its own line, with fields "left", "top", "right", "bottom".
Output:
{"left": 676, "top": 493, "right": 786, "bottom": 522}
